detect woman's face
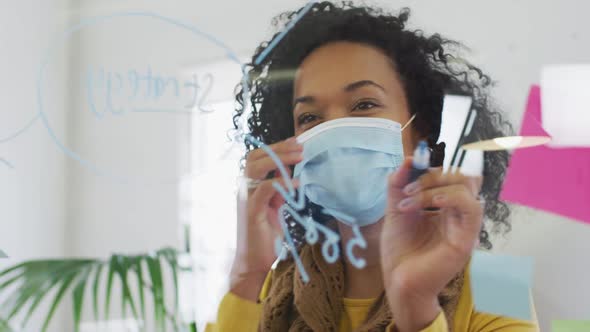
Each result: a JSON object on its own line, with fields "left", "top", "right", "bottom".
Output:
{"left": 292, "top": 41, "right": 418, "bottom": 156}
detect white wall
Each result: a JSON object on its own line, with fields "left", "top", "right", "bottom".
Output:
{"left": 0, "top": 1, "right": 69, "bottom": 331}
{"left": 1, "top": 0, "right": 588, "bottom": 331}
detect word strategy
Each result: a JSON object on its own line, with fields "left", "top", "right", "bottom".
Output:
{"left": 84, "top": 66, "right": 214, "bottom": 116}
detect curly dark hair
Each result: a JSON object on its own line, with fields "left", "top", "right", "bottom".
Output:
{"left": 232, "top": 1, "right": 513, "bottom": 250}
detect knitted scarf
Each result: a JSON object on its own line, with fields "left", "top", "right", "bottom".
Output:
{"left": 259, "top": 242, "right": 464, "bottom": 332}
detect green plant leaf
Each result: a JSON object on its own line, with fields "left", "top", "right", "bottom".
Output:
{"left": 0, "top": 270, "right": 27, "bottom": 291}
{"left": 1, "top": 260, "right": 92, "bottom": 324}
{"left": 0, "top": 260, "right": 66, "bottom": 306}
{"left": 72, "top": 264, "right": 93, "bottom": 332}
{"left": 114, "top": 255, "right": 138, "bottom": 321}
{"left": 2, "top": 267, "right": 49, "bottom": 319}
{"left": 132, "top": 257, "right": 146, "bottom": 324}
{"left": 92, "top": 263, "right": 104, "bottom": 321}
{"left": 0, "top": 249, "right": 181, "bottom": 332}
{"left": 0, "top": 279, "right": 29, "bottom": 319}
{"left": 21, "top": 261, "right": 94, "bottom": 327}
{"left": 158, "top": 248, "right": 179, "bottom": 312}
{"left": 0, "top": 316, "right": 14, "bottom": 332}
{"left": 41, "top": 271, "right": 78, "bottom": 332}
{"left": 113, "top": 256, "right": 127, "bottom": 318}
{"left": 104, "top": 255, "right": 117, "bottom": 322}
{"left": 0, "top": 262, "right": 29, "bottom": 279}
{"left": 146, "top": 254, "right": 165, "bottom": 331}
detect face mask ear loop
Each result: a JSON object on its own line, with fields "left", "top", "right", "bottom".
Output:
{"left": 401, "top": 113, "right": 417, "bottom": 131}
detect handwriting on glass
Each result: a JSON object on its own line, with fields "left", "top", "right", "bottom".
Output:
{"left": 0, "top": 158, "right": 14, "bottom": 169}
{"left": 85, "top": 66, "right": 214, "bottom": 116}
{"left": 244, "top": 134, "right": 368, "bottom": 283}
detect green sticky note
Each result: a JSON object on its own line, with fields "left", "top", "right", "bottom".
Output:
{"left": 552, "top": 320, "right": 590, "bottom": 332}
{"left": 0, "top": 249, "right": 6, "bottom": 258}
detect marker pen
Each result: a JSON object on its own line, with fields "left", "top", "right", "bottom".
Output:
{"left": 408, "top": 140, "right": 430, "bottom": 183}
{"left": 408, "top": 140, "right": 440, "bottom": 211}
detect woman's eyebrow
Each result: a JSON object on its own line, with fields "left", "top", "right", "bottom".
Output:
{"left": 344, "top": 80, "right": 386, "bottom": 93}
{"left": 293, "top": 95, "right": 315, "bottom": 108}
{"left": 293, "top": 80, "right": 384, "bottom": 110}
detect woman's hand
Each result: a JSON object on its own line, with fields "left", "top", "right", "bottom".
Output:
{"left": 229, "top": 137, "right": 303, "bottom": 302}
{"left": 381, "top": 158, "right": 483, "bottom": 331}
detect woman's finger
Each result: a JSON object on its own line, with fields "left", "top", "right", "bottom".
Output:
{"left": 249, "top": 177, "right": 300, "bottom": 212}
{"left": 403, "top": 170, "right": 482, "bottom": 198}
{"left": 386, "top": 158, "right": 414, "bottom": 214}
{"left": 387, "top": 159, "right": 414, "bottom": 192}
{"left": 245, "top": 149, "right": 303, "bottom": 179}
{"left": 268, "top": 164, "right": 293, "bottom": 180}
{"left": 246, "top": 166, "right": 294, "bottom": 196}
{"left": 391, "top": 158, "right": 414, "bottom": 187}
{"left": 397, "top": 184, "right": 483, "bottom": 220}
{"left": 246, "top": 137, "right": 303, "bottom": 162}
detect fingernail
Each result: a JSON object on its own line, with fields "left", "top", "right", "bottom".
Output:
{"left": 289, "top": 137, "right": 303, "bottom": 145}
{"left": 289, "top": 140, "right": 303, "bottom": 150}
{"left": 398, "top": 197, "right": 415, "bottom": 209}
{"left": 433, "top": 194, "right": 446, "bottom": 203}
{"left": 403, "top": 181, "right": 420, "bottom": 195}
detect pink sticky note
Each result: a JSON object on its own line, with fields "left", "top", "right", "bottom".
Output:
{"left": 500, "top": 85, "right": 590, "bottom": 225}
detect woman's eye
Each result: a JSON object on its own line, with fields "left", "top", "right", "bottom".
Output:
{"left": 353, "top": 100, "right": 379, "bottom": 111}
{"left": 297, "top": 113, "right": 317, "bottom": 125}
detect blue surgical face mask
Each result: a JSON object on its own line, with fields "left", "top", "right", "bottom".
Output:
{"left": 293, "top": 116, "right": 415, "bottom": 227}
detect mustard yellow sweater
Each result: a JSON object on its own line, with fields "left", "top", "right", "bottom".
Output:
{"left": 208, "top": 264, "right": 539, "bottom": 332}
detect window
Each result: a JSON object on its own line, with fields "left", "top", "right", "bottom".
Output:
{"left": 183, "top": 59, "right": 245, "bottom": 331}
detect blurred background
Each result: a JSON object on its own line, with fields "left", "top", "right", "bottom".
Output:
{"left": 0, "top": 0, "right": 588, "bottom": 331}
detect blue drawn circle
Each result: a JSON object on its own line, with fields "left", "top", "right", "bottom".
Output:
{"left": 36, "top": 11, "right": 248, "bottom": 184}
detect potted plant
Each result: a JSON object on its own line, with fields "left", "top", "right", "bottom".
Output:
{"left": 0, "top": 247, "right": 197, "bottom": 332}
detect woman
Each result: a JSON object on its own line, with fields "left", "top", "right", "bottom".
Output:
{"left": 212, "top": 2, "right": 538, "bottom": 331}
